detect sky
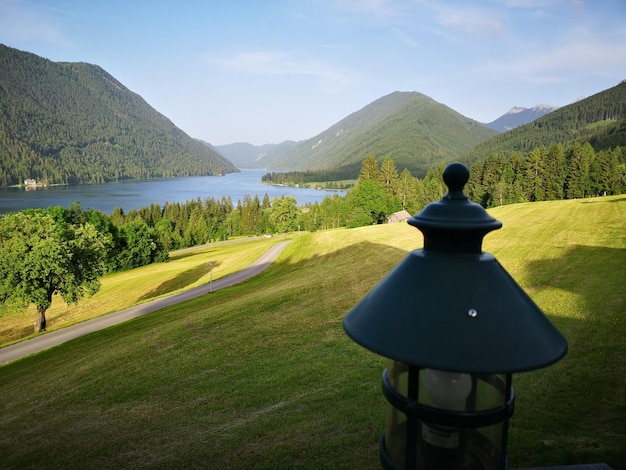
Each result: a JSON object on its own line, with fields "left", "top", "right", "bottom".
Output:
{"left": 1, "top": 0, "right": 625, "bottom": 146}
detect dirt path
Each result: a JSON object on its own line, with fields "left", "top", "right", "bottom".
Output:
{"left": 0, "top": 241, "right": 290, "bottom": 365}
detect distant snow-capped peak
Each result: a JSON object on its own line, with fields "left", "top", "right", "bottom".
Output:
{"left": 506, "top": 106, "right": 527, "bottom": 114}
{"left": 506, "top": 104, "right": 558, "bottom": 115}
{"left": 532, "top": 104, "right": 559, "bottom": 112}
{"left": 486, "top": 104, "right": 558, "bottom": 132}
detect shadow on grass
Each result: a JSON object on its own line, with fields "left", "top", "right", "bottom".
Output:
{"left": 526, "top": 245, "right": 626, "bottom": 305}
{"left": 517, "top": 244, "right": 626, "bottom": 467}
{"left": 0, "top": 323, "right": 35, "bottom": 347}
{"left": 169, "top": 246, "right": 219, "bottom": 262}
{"left": 1, "top": 240, "right": 624, "bottom": 468}
{"left": 580, "top": 196, "right": 626, "bottom": 204}
{"left": 138, "top": 260, "right": 221, "bottom": 302}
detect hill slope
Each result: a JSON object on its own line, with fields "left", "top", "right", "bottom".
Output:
{"left": 466, "top": 80, "right": 626, "bottom": 162}
{"left": 268, "top": 91, "right": 497, "bottom": 177}
{"left": 0, "top": 44, "right": 237, "bottom": 187}
{"left": 0, "top": 196, "right": 623, "bottom": 468}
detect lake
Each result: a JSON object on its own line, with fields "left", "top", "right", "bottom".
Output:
{"left": 0, "top": 169, "right": 345, "bottom": 215}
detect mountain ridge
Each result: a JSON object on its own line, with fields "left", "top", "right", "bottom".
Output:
{"left": 218, "top": 103, "right": 558, "bottom": 164}
{"left": 0, "top": 44, "right": 237, "bottom": 187}
{"left": 3, "top": 44, "right": 623, "bottom": 187}
{"left": 267, "top": 91, "right": 498, "bottom": 176}
{"left": 485, "top": 104, "right": 559, "bottom": 132}
{"left": 215, "top": 141, "right": 300, "bottom": 169}
{"left": 466, "top": 80, "right": 626, "bottom": 163}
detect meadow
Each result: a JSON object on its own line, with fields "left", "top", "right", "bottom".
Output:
{"left": 0, "top": 195, "right": 624, "bottom": 469}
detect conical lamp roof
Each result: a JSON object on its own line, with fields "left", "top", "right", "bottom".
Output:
{"left": 343, "top": 163, "right": 567, "bottom": 373}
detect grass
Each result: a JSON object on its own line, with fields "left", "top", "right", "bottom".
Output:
{"left": 0, "top": 236, "right": 285, "bottom": 346}
{"left": 0, "top": 195, "right": 624, "bottom": 469}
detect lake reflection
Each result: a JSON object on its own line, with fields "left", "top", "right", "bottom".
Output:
{"left": 0, "top": 169, "right": 345, "bottom": 214}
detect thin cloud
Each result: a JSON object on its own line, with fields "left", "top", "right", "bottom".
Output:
{"left": 210, "top": 51, "right": 353, "bottom": 92}
{"left": 433, "top": 4, "right": 506, "bottom": 38}
{"left": 332, "top": 0, "right": 407, "bottom": 20}
{"left": 475, "top": 28, "right": 626, "bottom": 83}
{"left": 483, "top": 0, "right": 587, "bottom": 21}
{"left": 393, "top": 28, "right": 420, "bottom": 48}
{"left": 0, "top": 0, "right": 72, "bottom": 47}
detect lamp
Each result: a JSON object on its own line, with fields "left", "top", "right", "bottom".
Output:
{"left": 343, "top": 162, "right": 567, "bottom": 470}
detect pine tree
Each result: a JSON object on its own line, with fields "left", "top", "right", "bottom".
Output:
{"left": 397, "top": 168, "right": 420, "bottom": 213}
{"left": 380, "top": 156, "right": 399, "bottom": 196}
{"left": 544, "top": 144, "right": 567, "bottom": 200}
{"left": 565, "top": 143, "right": 591, "bottom": 198}
{"left": 482, "top": 154, "right": 506, "bottom": 206}
{"left": 421, "top": 164, "right": 446, "bottom": 206}
{"left": 358, "top": 156, "right": 380, "bottom": 182}
{"left": 524, "top": 147, "right": 547, "bottom": 202}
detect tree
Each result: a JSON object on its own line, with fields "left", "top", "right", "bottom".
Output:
{"left": 358, "top": 156, "right": 380, "bottom": 182}
{"left": 345, "top": 179, "right": 397, "bottom": 227}
{"left": 240, "top": 194, "right": 262, "bottom": 235}
{"left": 422, "top": 164, "right": 446, "bottom": 206}
{"left": 379, "top": 156, "right": 399, "bottom": 196}
{"left": 596, "top": 148, "right": 624, "bottom": 195}
{"left": 270, "top": 196, "right": 301, "bottom": 233}
{"left": 397, "top": 168, "right": 421, "bottom": 214}
{"left": 523, "top": 147, "right": 547, "bottom": 202}
{"left": 0, "top": 210, "right": 110, "bottom": 332}
{"left": 481, "top": 154, "right": 506, "bottom": 206}
{"left": 302, "top": 201, "right": 322, "bottom": 232}
{"left": 114, "top": 218, "right": 168, "bottom": 271}
{"left": 544, "top": 144, "right": 567, "bottom": 200}
{"left": 565, "top": 142, "right": 592, "bottom": 198}
{"left": 319, "top": 194, "right": 346, "bottom": 230}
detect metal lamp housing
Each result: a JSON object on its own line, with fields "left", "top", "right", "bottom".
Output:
{"left": 343, "top": 163, "right": 568, "bottom": 470}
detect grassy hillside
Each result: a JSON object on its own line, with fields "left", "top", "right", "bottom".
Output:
{"left": 0, "top": 237, "right": 283, "bottom": 346}
{"left": 0, "top": 196, "right": 624, "bottom": 469}
{"left": 269, "top": 92, "right": 497, "bottom": 177}
{"left": 0, "top": 44, "right": 237, "bottom": 187}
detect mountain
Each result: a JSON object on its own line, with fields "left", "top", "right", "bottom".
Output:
{"left": 485, "top": 105, "right": 558, "bottom": 132}
{"left": 215, "top": 141, "right": 300, "bottom": 169}
{"left": 465, "top": 80, "right": 626, "bottom": 163}
{"left": 267, "top": 91, "right": 498, "bottom": 177}
{"left": 0, "top": 44, "right": 237, "bottom": 187}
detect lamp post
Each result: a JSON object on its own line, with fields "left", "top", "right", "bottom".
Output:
{"left": 209, "top": 260, "right": 214, "bottom": 293}
{"left": 343, "top": 163, "right": 568, "bottom": 470}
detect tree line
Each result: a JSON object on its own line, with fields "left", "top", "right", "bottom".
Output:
{"left": 466, "top": 81, "right": 626, "bottom": 164}
{"left": 261, "top": 165, "right": 359, "bottom": 187}
{"left": 2, "top": 141, "right": 624, "bottom": 332}
{"left": 465, "top": 142, "right": 625, "bottom": 207}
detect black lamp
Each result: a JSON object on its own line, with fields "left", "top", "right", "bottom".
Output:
{"left": 343, "top": 162, "right": 568, "bottom": 470}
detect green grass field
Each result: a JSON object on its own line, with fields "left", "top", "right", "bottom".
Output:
{"left": 0, "top": 196, "right": 624, "bottom": 469}
{"left": 0, "top": 237, "right": 284, "bottom": 346}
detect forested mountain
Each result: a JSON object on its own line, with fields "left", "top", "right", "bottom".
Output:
{"left": 465, "top": 81, "right": 626, "bottom": 163}
{"left": 485, "top": 104, "right": 558, "bottom": 132}
{"left": 215, "top": 141, "right": 299, "bottom": 168}
{"left": 267, "top": 91, "right": 497, "bottom": 177}
{"left": 0, "top": 44, "right": 237, "bottom": 187}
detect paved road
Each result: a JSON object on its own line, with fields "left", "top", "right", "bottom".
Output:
{"left": 0, "top": 241, "right": 290, "bottom": 366}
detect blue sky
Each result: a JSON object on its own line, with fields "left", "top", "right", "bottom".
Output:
{"left": 1, "top": 0, "right": 625, "bottom": 145}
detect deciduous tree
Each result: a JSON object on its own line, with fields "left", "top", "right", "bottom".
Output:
{"left": 0, "top": 210, "right": 110, "bottom": 332}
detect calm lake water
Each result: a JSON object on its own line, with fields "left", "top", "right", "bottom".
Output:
{"left": 0, "top": 169, "right": 345, "bottom": 215}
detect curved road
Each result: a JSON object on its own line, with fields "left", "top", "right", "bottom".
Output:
{"left": 0, "top": 241, "right": 290, "bottom": 366}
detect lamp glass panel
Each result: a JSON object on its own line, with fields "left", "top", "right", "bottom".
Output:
{"left": 383, "top": 360, "right": 507, "bottom": 470}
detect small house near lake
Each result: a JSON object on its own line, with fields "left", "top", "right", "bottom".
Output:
{"left": 24, "top": 179, "right": 45, "bottom": 189}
